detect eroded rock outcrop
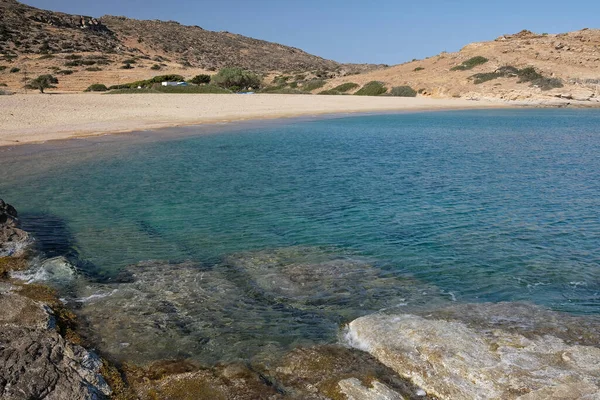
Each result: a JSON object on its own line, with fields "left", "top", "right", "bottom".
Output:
{"left": 0, "top": 199, "right": 32, "bottom": 257}
{"left": 0, "top": 282, "right": 111, "bottom": 400}
{"left": 347, "top": 303, "right": 600, "bottom": 400}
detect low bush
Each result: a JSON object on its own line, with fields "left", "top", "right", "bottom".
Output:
{"left": 390, "top": 86, "right": 417, "bottom": 97}
{"left": 189, "top": 74, "right": 211, "bottom": 85}
{"left": 0, "top": 66, "right": 6, "bottom": 71}
{"left": 450, "top": 56, "right": 489, "bottom": 71}
{"left": 9, "top": 67, "right": 20, "bottom": 73}
{"left": 85, "top": 67, "right": 102, "bottom": 72}
{"left": 413, "top": 67, "right": 425, "bottom": 72}
{"left": 108, "top": 75, "right": 186, "bottom": 90}
{"left": 318, "top": 89, "right": 342, "bottom": 95}
{"left": 65, "top": 54, "right": 82, "bottom": 60}
{"left": 355, "top": 81, "right": 387, "bottom": 96}
{"left": 57, "top": 70, "right": 74, "bottom": 75}
{"left": 332, "top": 82, "right": 359, "bottom": 92}
{"left": 120, "top": 63, "right": 134, "bottom": 69}
{"left": 0, "top": 89, "right": 13, "bottom": 95}
{"left": 260, "top": 87, "right": 308, "bottom": 94}
{"left": 38, "top": 54, "right": 54, "bottom": 60}
{"left": 302, "top": 79, "right": 326, "bottom": 92}
{"left": 122, "top": 59, "right": 137, "bottom": 64}
{"left": 85, "top": 83, "right": 108, "bottom": 92}
{"left": 469, "top": 65, "right": 563, "bottom": 90}
{"left": 150, "top": 64, "right": 161, "bottom": 70}
{"left": 108, "top": 84, "right": 231, "bottom": 94}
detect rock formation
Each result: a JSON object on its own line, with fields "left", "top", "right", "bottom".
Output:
{"left": 347, "top": 302, "right": 600, "bottom": 399}
{"left": 0, "top": 198, "right": 32, "bottom": 257}
{"left": 0, "top": 282, "right": 112, "bottom": 399}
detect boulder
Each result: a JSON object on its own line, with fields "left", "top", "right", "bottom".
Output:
{"left": 346, "top": 303, "right": 600, "bottom": 400}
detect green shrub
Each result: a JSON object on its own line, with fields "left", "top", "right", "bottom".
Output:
{"left": 64, "top": 61, "right": 79, "bottom": 67}
{"left": 85, "top": 83, "right": 108, "bottom": 92}
{"left": 190, "top": 74, "right": 211, "bottom": 85}
{"left": 260, "top": 87, "right": 308, "bottom": 94}
{"left": 120, "top": 63, "right": 134, "bottom": 70}
{"left": 332, "top": 82, "right": 359, "bottom": 92}
{"left": 517, "top": 67, "right": 542, "bottom": 82}
{"left": 0, "top": 89, "right": 13, "bottom": 95}
{"left": 108, "top": 75, "right": 186, "bottom": 90}
{"left": 150, "top": 64, "right": 161, "bottom": 70}
{"left": 122, "top": 59, "right": 137, "bottom": 64}
{"left": 108, "top": 85, "right": 231, "bottom": 94}
{"left": 85, "top": 67, "right": 102, "bottom": 72}
{"left": 38, "top": 54, "right": 54, "bottom": 60}
{"left": 390, "top": 86, "right": 417, "bottom": 97}
{"left": 517, "top": 67, "right": 563, "bottom": 90}
{"left": 355, "top": 81, "right": 387, "bottom": 96}
{"left": 450, "top": 56, "right": 489, "bottom": 71}
{"left": 413, "top": 67, "right": 425, "bottom": 72}
{"left": 318, "top": 89, "right": 342, "bottom": 95}
{"left": 57, "top": 70, "right": 74, "bottom": 75}
{"left": 9, "top": 67, "right": 20, "bottom": 73}
{"left": 302, "top": 79, "right": 326, "bottom": 91}
{"left": 65, "top": 55, "right": 82, "bottom": 60}
{"left": 0, "top": 66, "right": 6, "bottom": 71}
{"left": 289, "top": 81, "right": 298, "bottom": 89}
{"left": 0, "top": 82, "right": 6, "bottom": 86}
{"left": 211, "top": 67, "right": 261, "bottom": 90}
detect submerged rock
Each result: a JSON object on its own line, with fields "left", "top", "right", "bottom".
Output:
{"left": 347, "top": 302, "right": 600, "bottom": 400}
{"left": 271, "top": 345, "right": 434, "bottom": 400}
{"left": 75, "top": 260, "right": 339, "bottom": 365}
{"left": 0, "top": 199, "right": 32, "bottom": 257}
{"left": 0, "top": 287, "right": 111, "bottom": 400}
{"left": 224, "top": 246, "right": 445, "bottom": 319}
{"left": 75, "top": 247, "right": 447, "bottom": 365}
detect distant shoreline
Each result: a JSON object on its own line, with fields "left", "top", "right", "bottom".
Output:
{"left": 0, "top": 93, "right": 514, "bottom": 147}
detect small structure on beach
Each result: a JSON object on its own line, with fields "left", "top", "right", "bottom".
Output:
{"left": 161, "top": 81, "right": 188, "bottom": 87}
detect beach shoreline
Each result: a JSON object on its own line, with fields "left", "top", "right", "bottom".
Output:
{"left": 0, "top": 93, "right": 513, "bottom": 147}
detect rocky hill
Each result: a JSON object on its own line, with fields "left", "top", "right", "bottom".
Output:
{"left": 0, "top": 0, "right": 379, "bottom": 91}
{"left": 320, "top": 29, "right": 600, "bottom": 104}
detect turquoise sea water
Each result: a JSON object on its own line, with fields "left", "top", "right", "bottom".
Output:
{"left": 1, "top": 109, "right": 599, "bottom": 321}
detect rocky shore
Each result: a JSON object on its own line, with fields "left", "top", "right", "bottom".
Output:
{"left": 2, "top": 198, "right": 600, "bottom": 399}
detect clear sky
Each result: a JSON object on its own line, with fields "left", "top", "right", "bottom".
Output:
{"left": 21, "top": 0, "right": 600, "bottom": 65}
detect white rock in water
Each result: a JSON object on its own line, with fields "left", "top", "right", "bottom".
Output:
{"left": 347, "top": 311, "right": 600, "bottom": 399}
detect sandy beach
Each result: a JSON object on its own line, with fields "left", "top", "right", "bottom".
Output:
{"left": 0, "top": 93, "right": 506, "bottom": 146}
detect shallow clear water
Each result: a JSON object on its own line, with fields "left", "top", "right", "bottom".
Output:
{"left": 1, "top": 109, "right": 600, "bottom": 361}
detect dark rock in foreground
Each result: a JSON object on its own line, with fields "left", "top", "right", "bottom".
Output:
{"left": 0, "top": 199, "right": 32, "bottom": 257}
{"left": 0, "top": 282, "right": 111, "bottom": 400}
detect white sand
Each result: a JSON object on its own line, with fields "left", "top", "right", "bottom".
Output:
{"left": 0, "top": 93, "right": 506, "bottom": 146}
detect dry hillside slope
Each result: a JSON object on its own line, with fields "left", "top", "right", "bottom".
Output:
{"left": 322, "top": 29, "right": 600, "bottom": 104}
{"left": 0, "top": 0, "right": 379, "bottom": 92}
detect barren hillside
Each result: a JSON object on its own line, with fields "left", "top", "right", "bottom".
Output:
{"left": 319, "top": 29, "right": 600, "bottom": 104}
{"left": 0, "top": 0, "right": 379, "bottom": 92}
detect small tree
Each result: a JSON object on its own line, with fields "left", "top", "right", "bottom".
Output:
{"left": 211, "top": 67, "right": 261, "bottom": 91}
{"left": 25, "top": 74, "right": 58, "bottom": 93}
{"left": 190, "top": 74, "right": 211, "bottom": 85}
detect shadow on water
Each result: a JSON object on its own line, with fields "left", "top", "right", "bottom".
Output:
{"left": 19, "top": 212, "right": 134, "bottom": 283}
{"left": 20, "top": 212, "right": 78, "bottom": 259}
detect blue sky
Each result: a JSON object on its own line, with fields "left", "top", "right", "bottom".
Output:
{"left": 21, "top": 0, "right": 599, "bottom": 64}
